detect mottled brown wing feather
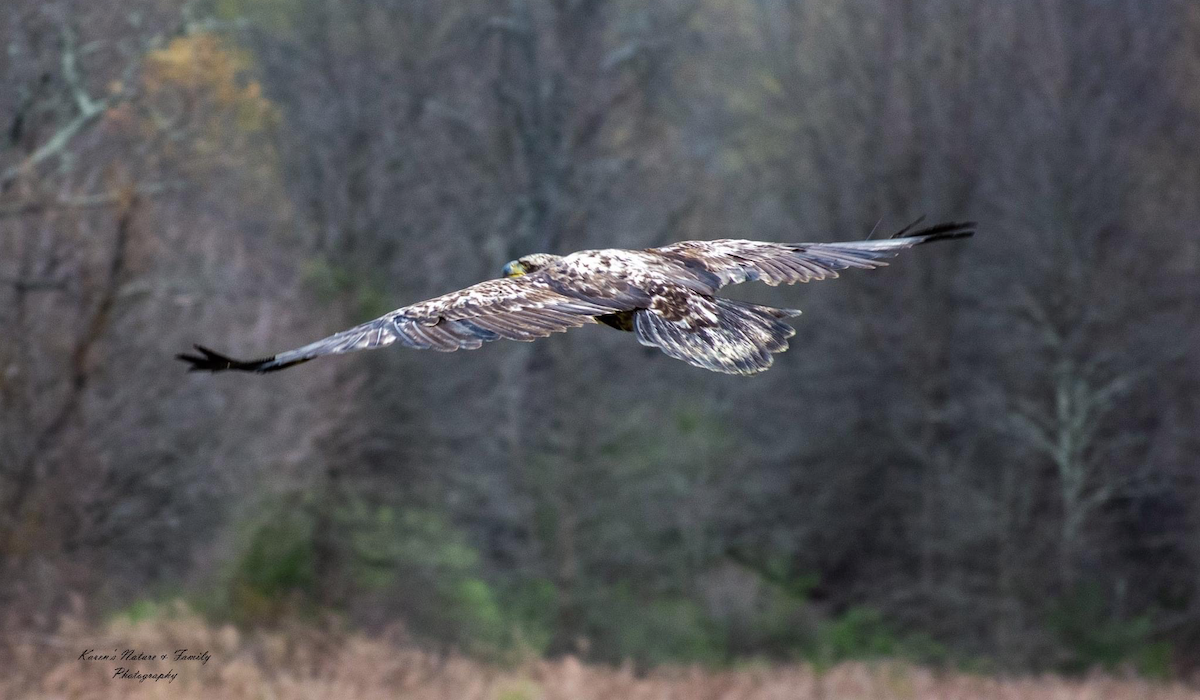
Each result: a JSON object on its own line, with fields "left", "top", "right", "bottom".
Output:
{"left": 177, "top": 274, "right": 615, "bottom": 373}
{"left": 652, "top": 221, "right": 974, "bottom": 288}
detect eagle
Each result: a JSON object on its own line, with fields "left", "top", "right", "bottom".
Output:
{"left": 178, "top": 219, "right": 973, "bottom": 376}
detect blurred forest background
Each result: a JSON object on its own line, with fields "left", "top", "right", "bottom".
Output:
{"left": 2, "top": 0, "right": 1200, "bottom": 684}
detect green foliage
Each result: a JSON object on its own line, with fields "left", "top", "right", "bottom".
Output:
{"left": 495, "top": 680, "right": 541, "bottom": 700}
{"left": 109, "top": 599, "right": 177, "bottom": 624}
{"left": 207, "top": 490, "right": 959, "bottom": 669}
{"left": 239, "top": 512, "right": 316, "bottom": 596}
{"left": 500, "top": 578, "right": 558, "bottom": 654}
{"left": 817, "top": 608, "right": 902, "bottom": 661}
{"left": 741, "top": 580, "right": 812, "bottom": 651}
{"left": 341, "top": 503, "right": 500, "bottom": 650}
{"left": 216, "top": 500, "right": 318, "bottom": 624}
{"left": 341, "top": 501, "right": 551, "bottom": 657}
{"left": 691, "top": 563, "right": 817, "bottom": 657}
{"left": 343, "top": 505, "right": 479, "bottom": 586}
{"left": 808, "top": 607, "right": 946, "bottom": 667}
{"left": 209, "top": 494, "right": 555, "bottom": 657}
{"left": 761, "top": 556, "right": 820, "bottom": 600}
{"left": 1048, "top": 583, "right": 1172, "bottom": 677}
{"left": 449, "top": 578, "right": 505, "bottom": 644}
{"left": 591, "top": 589, "right": 724, "bottom": 665}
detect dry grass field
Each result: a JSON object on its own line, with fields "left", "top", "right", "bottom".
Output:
{"left": 5, "top": 605, "right": 1199, "bottom": 700}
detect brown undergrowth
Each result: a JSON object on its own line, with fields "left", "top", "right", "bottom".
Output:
{"left": 4, "top": 603, "right": 1198, "bottom": 700}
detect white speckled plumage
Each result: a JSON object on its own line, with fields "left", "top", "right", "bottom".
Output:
{"left": 178, "top": 220, "right": 973, "bottom": 375}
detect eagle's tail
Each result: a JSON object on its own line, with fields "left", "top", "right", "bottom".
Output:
{"left": 634, "top": 297, "right": 799, "bottom": 375}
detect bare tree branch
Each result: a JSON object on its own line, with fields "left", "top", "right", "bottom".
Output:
{"left": 0, "top": 181, "right": 181, "bottom": 218}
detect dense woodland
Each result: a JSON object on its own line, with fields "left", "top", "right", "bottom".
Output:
{"left": 2, "top": 0, "right": 1199, "bottom": 677}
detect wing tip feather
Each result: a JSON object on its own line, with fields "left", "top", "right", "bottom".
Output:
{"left": 176, "top": 344, "right": 280, "bottom": 373}
{"left": 892, "top": 217, "right": 976, "bottom": 244}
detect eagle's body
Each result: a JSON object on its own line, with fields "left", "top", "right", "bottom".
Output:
{"left": 179, "top": 220, "right": 973, "bottom": 376}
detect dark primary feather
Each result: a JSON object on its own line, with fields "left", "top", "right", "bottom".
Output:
{"left": 177, "top": 345, "right": 296, "bottom": 373}
{"left": 890, "top": 217, "right": 975, "bottom": 243}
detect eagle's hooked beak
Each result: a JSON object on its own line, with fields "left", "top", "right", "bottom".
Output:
{"left": 502, "top": 260, "right": 526, "bottom": 278}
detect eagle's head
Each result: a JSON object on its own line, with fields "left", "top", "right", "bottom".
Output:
{"left": 502, "top": 253, "right": 561, "bottom": 278}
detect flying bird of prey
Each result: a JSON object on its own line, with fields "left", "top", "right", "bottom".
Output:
{"left": 178, "top": 219, "right": 973, "bottom": 376}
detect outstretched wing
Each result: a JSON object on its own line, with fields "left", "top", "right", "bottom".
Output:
{"left": 178, "top": 274, "right": 617, "bottom": 373}
{"left": 652, "top": 220, "right": 974, "bottom": 288}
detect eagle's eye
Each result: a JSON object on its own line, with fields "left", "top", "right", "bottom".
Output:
{"left": 502, "top": 260, "right": 527, "bottom": 278}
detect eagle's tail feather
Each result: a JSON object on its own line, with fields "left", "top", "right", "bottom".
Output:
{"left": 634, "top": 297, "right": 798, "bottom": 375}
